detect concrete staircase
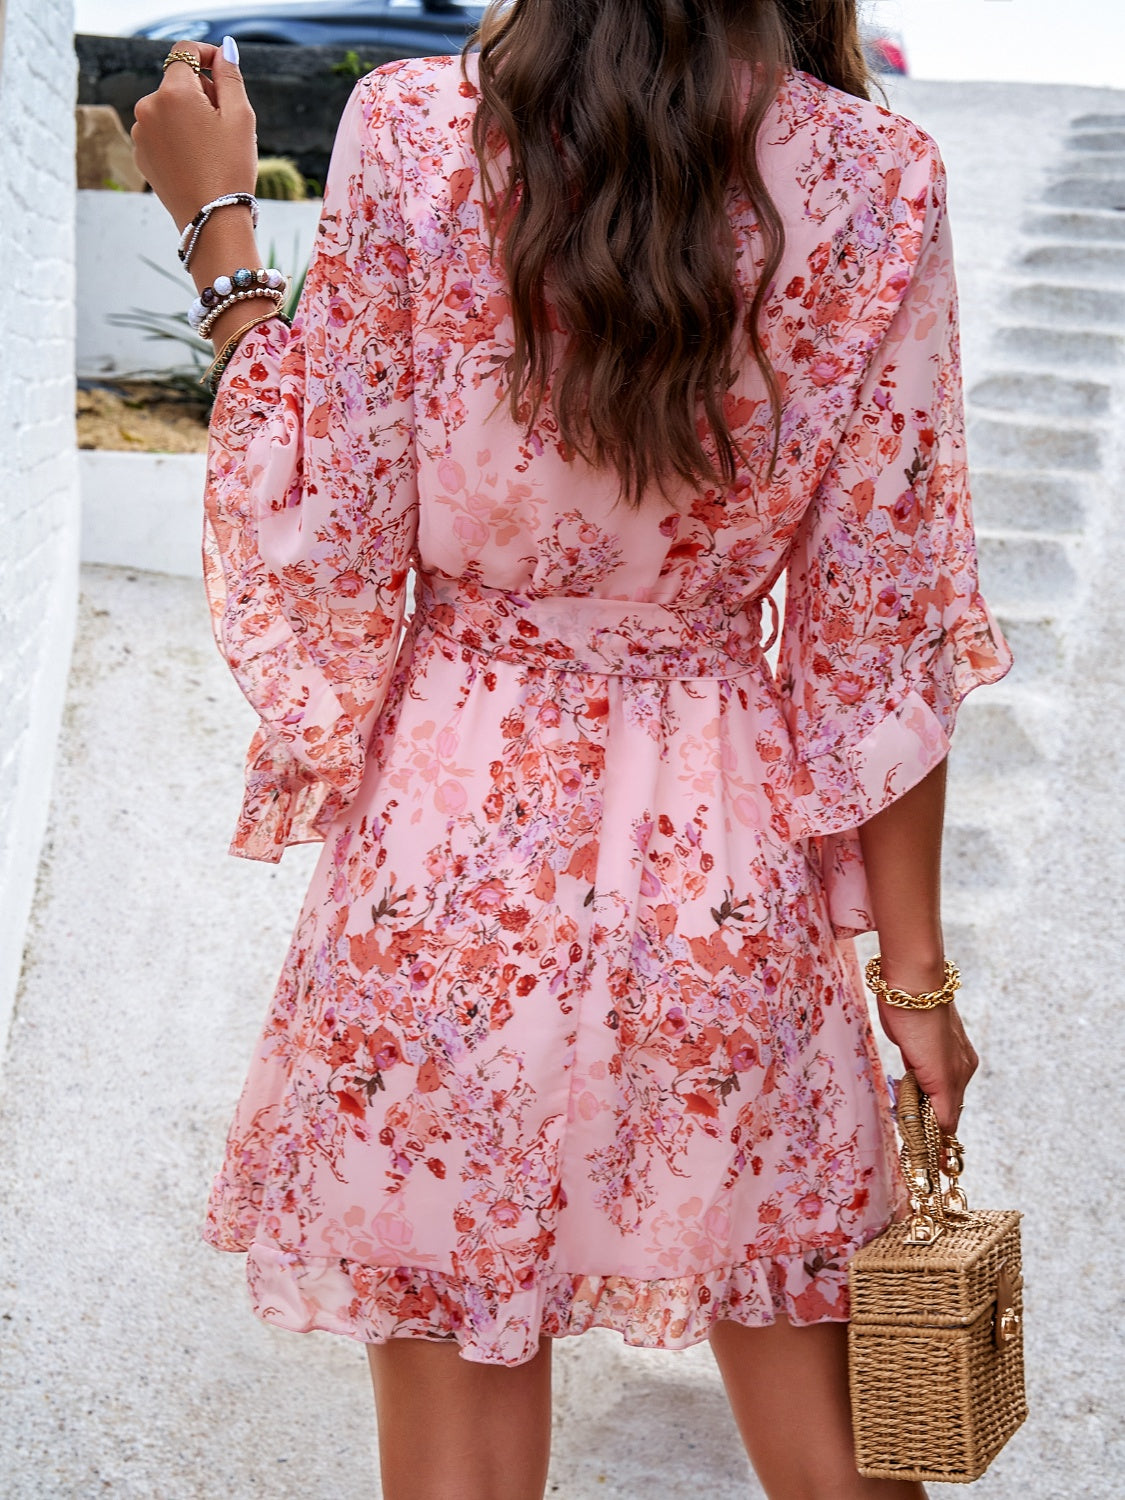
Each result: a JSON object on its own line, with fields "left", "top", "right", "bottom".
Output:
{"left": 943, "top": 111, "right": 1125, "bottom": 966}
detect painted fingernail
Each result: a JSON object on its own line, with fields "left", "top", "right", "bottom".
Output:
{"left": 222, "top": 35, "right": 240, "bottom": 65}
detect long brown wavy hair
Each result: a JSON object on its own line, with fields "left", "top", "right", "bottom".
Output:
{"left": 460, "top": 0, "right": 871, "bottom": 508}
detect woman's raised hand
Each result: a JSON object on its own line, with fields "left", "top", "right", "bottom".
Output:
{"left": 131, "top": 39, "right": 258, "bottom": 232}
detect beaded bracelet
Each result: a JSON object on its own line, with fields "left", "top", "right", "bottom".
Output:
{"left": 864, "top": 956, "right": 962, "bottom": 1011}
{"left": 203, "top": 310, "right": 292, "bottom": 397}
{"left": 178, "top": 193, "right": 260, "bottom": 270}
{"left": 188, "top": 266, "right": 286, "bottom": 329}
{"left": 189, "top": 267, "right": 288, "bottom": 340}
{"left": 197, "top": 286, "right": 286, "bottom": 342}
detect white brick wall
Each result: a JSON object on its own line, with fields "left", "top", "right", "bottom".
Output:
{"left": 0, "top": 0, "right": 79, "bottom": 1048}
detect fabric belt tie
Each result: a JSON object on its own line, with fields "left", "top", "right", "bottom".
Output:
{"left": 411, "top": 572, "right": 775, "bottom": 681}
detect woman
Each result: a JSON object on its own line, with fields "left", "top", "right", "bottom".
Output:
{"left": 132, "top": 2, "right": 1011, "bottom": 1495}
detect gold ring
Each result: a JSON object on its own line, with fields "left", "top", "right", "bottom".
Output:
{"left": 162, "top": 49, "right": 202, "bottom": 75}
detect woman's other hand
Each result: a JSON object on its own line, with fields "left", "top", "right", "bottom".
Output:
{"left": 131, "top": 40, "right": 257, "bottom": 232}
{"left": 876, "top": 985, "right": 979, "bottom": 1138}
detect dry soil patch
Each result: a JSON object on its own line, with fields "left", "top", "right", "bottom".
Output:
{"left": 77, "top": 379, "right": 210, "bottom": 454}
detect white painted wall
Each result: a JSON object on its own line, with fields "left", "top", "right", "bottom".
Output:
{"left": 81, "top": 451, "right": 206, "bottom": 577}
{"left": 0, "top": 0, "right": 78, "bottom": 1052}
{"left": 77, "top": 191, "right": 322, "bottom": 377}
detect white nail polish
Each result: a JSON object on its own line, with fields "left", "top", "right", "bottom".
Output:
{"left": 222, "top": 35, "right": 240, "bottom": 66}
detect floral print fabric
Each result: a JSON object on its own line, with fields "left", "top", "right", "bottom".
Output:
{"left": 201, "top": 54, "right": 1012, "bottom": 1365}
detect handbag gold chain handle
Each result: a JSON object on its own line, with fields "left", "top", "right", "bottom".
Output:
{"left": 896, "top": 1071, "right": 970, "bottom": 1245}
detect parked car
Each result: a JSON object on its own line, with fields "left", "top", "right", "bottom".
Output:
{"left": 860, "top": 0, "right": 909, "bottom": 76}
{"left": 134, "top": 0, "right": 485, "bottom": 55}
{"left": 863, "top": 26, "right": 908, "bottom": 76}
{"left": 134, "top": 0, "right": 908, "bottom": 74}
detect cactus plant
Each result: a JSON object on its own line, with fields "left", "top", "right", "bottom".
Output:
{"left": 331, "top": 49, "right": 376, "bottom": 78}
{"left": 256, "top": 157, "right": 308, "bottom": 202}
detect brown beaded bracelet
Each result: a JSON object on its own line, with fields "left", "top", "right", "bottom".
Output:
{"left": 864, "top": 956, "right": 962, "bottom": 1011}
{"left": 202, "top": 310, "right": 292, "bottom": 397}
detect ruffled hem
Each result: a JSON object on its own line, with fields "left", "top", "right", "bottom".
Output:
{"left": 203, "top": 1233, "right": 889, "bottom": 1368}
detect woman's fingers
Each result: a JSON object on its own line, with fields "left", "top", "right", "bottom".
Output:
{"left": 159, "top": 41, "right": 219, "bottom": 105}
{"left": 165, "top": 39, "right": 249, "bottom": 115}
{"left": 918, "top": 1069, "right": 972, "bottom": 1138}
{"left": 209, "top": 39, "right": 255, "bottom": 120}
{"left": 132, "top": 32, "right": 258, "bottom": 229}
{"left": 159, "top": 41, "right": 204, "bottom": 87}
{"left": 163, "top": 40, "right": 224, "bottom": 74}
{"left": 877, "top": 1001, "right": 979, "bottom": 1136}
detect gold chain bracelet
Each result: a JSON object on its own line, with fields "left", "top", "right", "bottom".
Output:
{"left": 864, "top": 956, "right": 961, "bottom": 1010}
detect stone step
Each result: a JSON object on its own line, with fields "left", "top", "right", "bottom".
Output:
{"left": 992, "top": 325, "right": 1124, "bottom": 368}
{"left": 1043, "top": 177, "right": 1125, "bottom": 210}
{"left": 1070, "top": 113, "right": 1125, "bottom": 129}
{"left": 991, "top": 610, "right": 1067, "bottom": 682}
{"left": 1005, "top": 281, "right": 1125, "bottom": 327}
{"left": 968, "top": 417, "right": 1100, "bottom": 472}
{"left": 968, "top": 371, "right": 1111, "bottom": 420}
{"left": 977, "top": 533, "right": 1078, "bottom": 606}
{"left": 944, "top": 906, "right": 1030, "bottom": 988}
{"left": 1022, "top": 209, "right": 1125, "bottom": 244}
{"left": 1067, "top": 130, "right": 1125, "bottom": 153}
{"left": 943, "top": 769, "right": 1045, "bottom": 848}
{"left": 1056, "top": 155, "right": 1125, "bottom": 178}
{"left": 947, "top": 698, "right": 1044, "bottom": 777}
{"left": 1015, "top": 244, "right": 1125, "bottom": 282}
{"left": 937, "top": 911, "right": 990, "bottom": 977}
{"left": 1053, "top": 154, "right": 1125, "bottom": 178}
{"left": 969, "top": 470, "right": 1086, "bottom": 532}
{"left": 942, "top": 824, "right": 1011, "bottom": 890}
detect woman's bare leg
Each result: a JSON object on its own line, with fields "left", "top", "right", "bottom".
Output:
{"left": 366, "top": 1336, "right": 553, "bottom": 1500}
{"left": 709, "top": 1318, "right": 926, "bottom": 1500}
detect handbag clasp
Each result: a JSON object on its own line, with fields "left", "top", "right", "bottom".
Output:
{"left": 994, "top": 1262, "right": 1021, "bottom": 1347}
{"left": 905, "top": 1206, "right": 943, "bottom": 1245}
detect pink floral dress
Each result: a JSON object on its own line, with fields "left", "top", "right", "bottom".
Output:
{"left": 200, "top": 53, "right": 1012, "bottom": 1365}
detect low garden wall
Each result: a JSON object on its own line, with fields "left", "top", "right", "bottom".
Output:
{"left": 80, "top": 452, "right": 207, "bottom": 578}
{"left": 76, "top": 34, "right": 414, "bottom": 186}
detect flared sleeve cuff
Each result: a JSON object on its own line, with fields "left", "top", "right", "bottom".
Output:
{"left": 788, "top": 690, "right": 951, "bottom": 941}
{"left": 790, "top": 688, "right": 950, "bottom": 841}
{"left": 782, "top": 589, "right": 1012, "bottom": 939}
{"left": 227, "top": 724, "right": 362, "bottom": 864}
{"left": 789, "top": 584, "right": 1012, "bottom": 842}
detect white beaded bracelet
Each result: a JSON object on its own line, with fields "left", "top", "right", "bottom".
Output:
{"left": 197, "top": 285, "right": 286, "bottom": 342}
{"left": 189, "top": 266, "right": 288, "bottom": 337}
{"left": 178, "top": 193, "right": 260, "bottom": 270}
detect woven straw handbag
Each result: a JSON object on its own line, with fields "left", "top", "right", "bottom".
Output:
{"left": 848, "top": 1071, "right": 1028, "bottom": 1483}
